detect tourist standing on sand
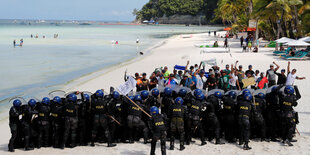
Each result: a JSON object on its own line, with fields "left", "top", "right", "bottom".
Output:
{"left": 208, "top": 31, "right": 211, "bottom": 36}
{"left": 240, "top": 36, "right": 244, "bottom": 47}
{"left": 214, "top": 31, "right": 216, "bottom": 37}
{"left": 13, "top": 40, "right": 16, "bottom": 46}
{"left": 224, "top": 37, "right": 228, "bottom": 48}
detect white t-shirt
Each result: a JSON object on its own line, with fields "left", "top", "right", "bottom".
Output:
{"left": 229, "top": 73, "right": 238, "bottom": 87}
{"left": 286, "top": 73, "right": 297, "bottom": 85}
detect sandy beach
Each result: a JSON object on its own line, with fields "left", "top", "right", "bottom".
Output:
{"left": 1, "top": 32, "right": 310, "bottom": 155}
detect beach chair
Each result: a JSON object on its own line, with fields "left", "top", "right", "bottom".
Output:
{"left": 273, "top": 47, "right": 291, "bottom": 55}
{"left": 282, "top": 51, "right": 308, "bottom": 60}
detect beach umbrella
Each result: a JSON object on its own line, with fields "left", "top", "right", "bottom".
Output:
{"left": 285, "top": 40, "right": 310, "bottom": 46}
{"left": 275, "top": 37, "right": 295, "bottom": 43}
{"left": 298, "top": 36, "right": 310, "bottom": 42}
{"left": 224, "top": 27, "right": 231, "bottom": 31}
{"left": 304, "top": 37, "right": 310, "bottom": 43}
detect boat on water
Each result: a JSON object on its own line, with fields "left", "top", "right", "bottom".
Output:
{"left": 80, "top": 22, "right": 91, "bottom": 25}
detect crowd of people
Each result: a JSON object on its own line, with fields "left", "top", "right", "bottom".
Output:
{"left": 8, "top": 61, "right": 305, "bottom": 154}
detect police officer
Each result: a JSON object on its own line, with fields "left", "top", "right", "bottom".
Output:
{"left": 8, "top": 99, "right": 22, "bottom": 152}
{"left": 21, "top": 99, "right": 38, "bottom": 151}
{"left": 252, "top": 93, "right": 268, "bottom": 141}
{"left": 169, "top": 97, "right": 186, "bottom": 151}
{"left": 279, "top": 86, "right": 301, "bottom": 146}
{"left": 37, "top": 97, "right": 51, "bottom": 148}
{"left": 148, "top": 106, "right": 167, "bottom": 155}
{"left": 205, "top": 91, "right": 225, "bottom": 144}
{"left": 127, "top": 94, "right": 149, "bottom": 144}
{"left": 106, "top": 91, "right": 121, "bottom": 143}
{"left": 237, "top": 93, "right": 253, "bottom": 150}
{"left": 265, "top": 87, "right": 280, "bottom": 141}
{"left": 90, "top": 90, "right": 116, "bottom": 147}
{"left": 62, "top": 94, "right": 79, "bottom": 148}
{"left": 186, "top": 92, "right": 207, "bottom": 146}
{"left": 78, "top": 93, "right": 90, "bottom": 146}
{"left": 222, "top": 91, "right": 237, "bottom": 143}
{"left": 141, "top": 90, "right": 151, "bottom": 111}
{"left": 147, "top": 88, "right": 160, "bottom": 108}
{"left": 50, "top": 96, "right": 64, "bottom": 148}
{"left": 161, "top": 87, "right": 174, "bottom": 116}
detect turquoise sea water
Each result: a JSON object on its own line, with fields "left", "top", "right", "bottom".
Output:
{"left": 0, "top": 20, "right": 222, "bottom": 117}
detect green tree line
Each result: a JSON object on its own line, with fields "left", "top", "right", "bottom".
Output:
{"left": 135, "top": 0, "right": 310, "bottom": 39}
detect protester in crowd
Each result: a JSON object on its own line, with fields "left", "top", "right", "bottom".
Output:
{"left": 266, "top": 62, "right": 280, "bottom": 87}
{"left": 149, "top": 72, "right": 158, "bottom": 90}
{"left": 286, "top": 61, "right": 306, "bottom": 85}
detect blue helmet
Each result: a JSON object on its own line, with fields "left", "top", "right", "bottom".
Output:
{"left": 150, "top": 106, "right": 159, "bottom": 115}
{"left": 271, "top": 86, "right": 277, "bottom": 92}
{"left": 151, "top": 89, "right": 159, "bottom": 97}
{"left": 179, "top": 88, "right": 187, "bottom": 97}
{"left": 175, "top": 97, "right": 184, "bottom": 105}
{"left": 13, "top": 99, "right": 22, "bottom": 107}
{"left": 95, "top": 89, "right": 104, "bottom": 98}
{"left": 214, "top": 91, "right": 223, "bottom": 99}
{"left": 164, "top": 87, "right": 172, "bottom": 96}
{"left": 68, "top": 94, "right": 77, "bottom": 102}
{"left": 42, "top": 97, "right": 50, "bottom": 105}
{"left": 228, "top": 91, "right": 237, "bottom": 99}
{"left": 244, "top": 93, "right": 253, "bottom": 101}
{"left": 134, "top": 95, "right": 142, "bottom": 102}
{"left": 257, "top": 93, "right": 265, "bottom": 99}
{"left": 141, "top": 90, "right": 149, "bottom": 100}
{"left": 196, "top": 93, "right": 205, "bottom": 100}
{"left": 128, "top": 96, "right": 134, "bottom": 101}
{"left": 28, "top": 99, "right": 37, "bottom": 107}
{"left": 112, "top": 91, "right": 120, "bottom": 99}
{"left": 53, "top": 96, "right": 62, "bottom": 104}
{"left": 242, "top": 89, "right": 250, "bottom": 96}
{"left": 194, "top": 89, "right": 202, "bottom": 96}
{"left": 284, "top": 86, "right": 294, "bottom": 95}
{"left": 83, "top": 94, "right": 90, "bottom": 101}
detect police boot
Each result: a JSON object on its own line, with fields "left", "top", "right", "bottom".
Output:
{"left": 106, "top": 132, "right": 117, "bottom": 147}
{"left": 201, "top": 137, "right": 207, "bottom": 146}
{"left": 24, "top": 137, "right": 34, "bottom": 151}
{"left": 180, "top": 141, "right": 185, "bottom": 151}
{"left": 215, "top": 138, "right": 225, "bottom": 145}
{"left": 169, "top": 138, "right": 174, "bottom": 150}
{"left": 161, "top": 142, "right": 166, "bottom": 155}
{"left": 261, "top": 138, "right": 270, "bottom": 142}
{"left": 8, "top": 144, "right": 14, "bottom": 152}
{"left": 284, "top": 139, "right": 293, "bottom": 146}
{"left": 150, "top": 141, "right": 156, "bottom": 155}
{"left": 239, "top": 139, "right": 244, "bottom": 145}
{"left": 107, "top": 143, "right": 117, "bottom": 147}
{"left": 243, "top": 142, "right": 252, "bottom": 150}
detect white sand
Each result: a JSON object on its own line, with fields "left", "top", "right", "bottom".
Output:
{"left": 1, "top": 32, "right": 310, "bottom": 154}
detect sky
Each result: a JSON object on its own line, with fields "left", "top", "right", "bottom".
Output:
{"left": 0, "top": 0, "right": 148, "bottom": 21}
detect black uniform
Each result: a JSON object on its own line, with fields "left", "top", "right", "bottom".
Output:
{"left": 78, "top": 98, "right": 89, "bottom": 146}
{"left": 91, "top": 96, "right": 115, "bottom": 147}
{"left": 237, "top": 99, "right": 253, "bottom": 149}
{"left": 50, "top": 101, "right": 64, "bottom": 148}
{"left": 8, "top": 106, "right": 22, "bottom": 152}
{"left": 161, "top": 94, "right": 174, "bottom": 116}
{"left": 205, "top": 95, "right": 223, "bottom": 144}
{"left": 265, "top": 91, "right": 280, "bottom": 141}
{"left": 252, "top": 97, "right": 267, "bottom": 140}
{"left": 148, "top": 114, "right": 167, "bottom": 155}
{"left": 127, "top": 101, "right": 149, "bottom": 143}
{"left": 168, "top": 103, "right": 186, "bottom": 150}
{"left": 186, "top": 98, "right": 206, "bottom": 145}
{"left": 222, "top": 95, "right": 236, "bottom": 142}
{"left": 21, "top": 105, "right": 38, "bottom": 150}
{"left": 36, "top": 103, "right": 50, "bottom": 148}
{"left": 147, "top": 96, "right": 160, "bottom": 108}
{"left": 279, "top": 86, "right": 301, "bottom": 145}
{"left": 62, "top": 100, "right": 79, "bottom": 148}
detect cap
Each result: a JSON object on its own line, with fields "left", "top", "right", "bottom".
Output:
{"left": 281, "top": 69, "right": 286, "bottom": 72}
{"left": 226, "top": 64, "right": 229, "bottom": 67}
{"left": 249, "top": 65, "right": 252, "bottom": 68}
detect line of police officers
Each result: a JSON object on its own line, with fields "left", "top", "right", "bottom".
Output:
{"left": 9, "top": 85, "right": 300, "bottom": 154}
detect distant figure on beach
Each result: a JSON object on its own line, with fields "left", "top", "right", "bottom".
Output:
{"left": 248, "top": 41, "right": 252, "bottom": 52}
{"left": 20, "top": 39, "right": 23, "bottom": 46}
{"left": 30, "top": 34, "right": 33, "bottom": 38}
{"left": 253, "top": 46, "right": 258, "bottom": 53}
{"left": 224, "top": 37, "right": 228, "bottom": 48}
{"left": 43, "top": 36, "right": 45, "bottom": 39}
{"left": 214, "top": 31, "right": 217, "bottom": 37}
{"left": 208, "top": 31, "right": 211, "bottom": 36}
{"left": 240, "top": 36, "right": 244, "bottom": 47}
{"left": 35, "top": 34, "right": 38, "bottom": 38}
{"left": 13, "top": 40, "right": 16, "bottom": 46}
{"left": 139, "top": 52, "right": 144, "bottom": 55}
{"left": 136, "top": 37, "right": 140, "bottom": 44}
{"left": 115, "top": 41, "right": 118, "bottom": 45}
{"left": 214, "top": 41, "right": 219, "bottom": 47}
